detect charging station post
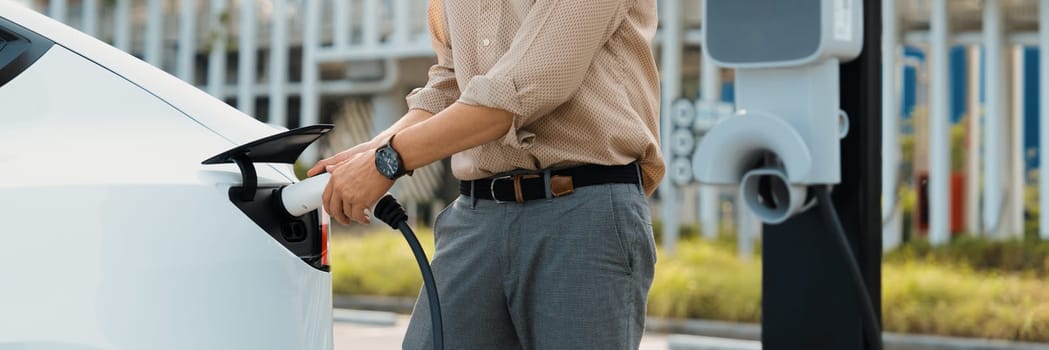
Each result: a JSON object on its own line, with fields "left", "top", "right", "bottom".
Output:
{"left": 762, "top": 0, "right": 882, "bottom": 348}
{"left": 694, "top": 0, "right": 883, "bottom": 348}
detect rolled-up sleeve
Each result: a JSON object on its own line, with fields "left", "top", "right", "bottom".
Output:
{"left": 458, "top": 0, "right": 630, "bottom": 128}
{"left": 406, "top": 0, "right": 459, "bottom": 114}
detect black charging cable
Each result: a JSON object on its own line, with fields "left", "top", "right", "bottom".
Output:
{"left": 814, "top": 186, "right": 882, "bottom": 349}
{"left": 373, "top": 194, "right": 444, "bottom": 350}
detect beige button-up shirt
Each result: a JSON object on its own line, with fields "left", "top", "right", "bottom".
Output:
{"left": 406, "top": 0, "right": 665, "bottom": 195}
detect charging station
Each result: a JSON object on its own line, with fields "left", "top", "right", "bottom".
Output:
{"left": 695, "top": 0, "right": 882, "bottom": 348}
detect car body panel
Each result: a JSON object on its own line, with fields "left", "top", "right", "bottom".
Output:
{"left": 0, "top": 184, "right": 333, "bottom": 350}
{"left": 0, "top": 4, "right": 333, "bottom": 349}
{"left": 0, "top": 1, "right": 288, "bottom": 147}
{"left": 0, "top": 45, "right": 286, "bottom": 187}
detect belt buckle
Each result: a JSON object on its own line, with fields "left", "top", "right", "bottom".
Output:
{"left": 490, "top": 174, "right": 529, "bottom": 204}
{"left": 489, "top": 175, "right": 513, "bottom": 204}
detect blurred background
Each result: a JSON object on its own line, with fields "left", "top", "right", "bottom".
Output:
{"left": 16, "top": 0, "right": 1049, "bottom": 346}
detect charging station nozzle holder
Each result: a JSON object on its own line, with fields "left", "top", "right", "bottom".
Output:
{"left": 694, "top": 0, "right": 863, "bottom": 224}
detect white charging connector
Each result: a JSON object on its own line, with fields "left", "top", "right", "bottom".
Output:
{"left": 278, "top": 173, "right": 386, "bottom": 221}
{"left": 279, "top": 173, "right": 331, "bottom": 217}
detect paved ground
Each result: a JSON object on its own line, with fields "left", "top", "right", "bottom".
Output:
{"left": 334, "top": 314, "right": 669, "bottom": 349}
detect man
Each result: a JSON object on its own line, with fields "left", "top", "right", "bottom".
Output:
{"left": 308, "top": 0, "right": 663, "bottom": 348}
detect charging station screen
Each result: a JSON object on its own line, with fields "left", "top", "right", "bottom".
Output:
{"left": 706, "top": 0, "right": 821, "bottom": 64}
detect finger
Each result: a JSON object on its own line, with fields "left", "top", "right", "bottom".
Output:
{"left": 329, "top": 195, "right": 348, "bottom": 225}
{"left": 321, "top": 181, "right": 333, "bottom": 216}
{"left": 307, "top": 159, "right": 330, "bottom": 177}
{"left": 360, "top": 205, "right": 372, "bottom": 225}
{"left": 326, "top": 184, "right": 349, "bottom": 225}
{"left": 348, "top": 204, "right": 371, "bottom": 225}
{"left": 308, "top": 150, "right": 356, "bottom": 177}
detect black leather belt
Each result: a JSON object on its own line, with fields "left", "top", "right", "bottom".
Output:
{"left": 460, "top": 163, "right": 641, "bottom": 203}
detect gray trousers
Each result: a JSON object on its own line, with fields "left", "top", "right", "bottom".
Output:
{"left": 402, "top": 183, "right": 657, "bottom": 350}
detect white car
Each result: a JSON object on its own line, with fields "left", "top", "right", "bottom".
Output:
{"left": 0, "top": 3, "right": 333, "bottom": 349}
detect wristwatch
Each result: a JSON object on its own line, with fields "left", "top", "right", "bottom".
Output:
{"left": 374, "top": 135, "right": 412, "bottom": 180}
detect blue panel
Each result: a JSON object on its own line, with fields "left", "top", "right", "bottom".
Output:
{"left": 1025, "top": 47, "right": 1039, "bottom": 171}
{"left": 721, "top": 82, "right": 735, "bottom": 103}
{"left": 901, "top": 66, "right": 916, "bottom": 120}
{"left": 904, "top": 46, "right": 926, "bottom": 62}
{"left": 950, "top": 46, "right": 967, "bottom": 124}
{"left": 900, "top": 46, "right": 924, "bottom": 122}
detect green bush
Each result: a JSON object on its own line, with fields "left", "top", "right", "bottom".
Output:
{"left": 883, "top": 262, "right": 1049, "bottom": 341}
{"left": 885, "top": 236, "right": 1049, "bottom": 276}
{"left": 330, "top": 230, "right": 434, "bottom": 297}
{"left": 331, "top": 229, "right": 1049, "bottom": 341}
{"left": 646, "top": 238, "right": 762, "bottom": 322}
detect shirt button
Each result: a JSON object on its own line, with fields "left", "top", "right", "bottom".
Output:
{"left": 482, "top": 38, "right": 491, "bottom": 46}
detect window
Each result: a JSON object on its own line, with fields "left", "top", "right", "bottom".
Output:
{"left": 0, "top": 16, "right": 53, "bottom": 88}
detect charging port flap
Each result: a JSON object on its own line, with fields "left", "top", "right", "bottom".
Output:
{"left": 202, "top": 125, "right": 333, "bottom": 201}
{"left": 202, "top": 125, "right": 333, "bottom": 165}
{"left": 202, "top": 125, "right": 334, "bottom": 271}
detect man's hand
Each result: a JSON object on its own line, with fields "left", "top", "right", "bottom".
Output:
{"left": 306, "top": 140, "right": 379, "bottom": 177}
{"left": 322, "top": 150, "right": 395, "bottom": 225}
{"left": 315, "top": 103, "right": 511, "bottom": 225}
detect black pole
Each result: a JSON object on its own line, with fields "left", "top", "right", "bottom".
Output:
{"left": 838, "top": 0, "right": 884, "bottom": 338}
{"left": 761, "top": 0, "right": 882, "bottom": 348}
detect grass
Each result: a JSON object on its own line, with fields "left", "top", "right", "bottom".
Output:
{"left": 885, "top": 236, "right": 1049, "bottom": 276}
{"left": 330, "top": 229, "right": 434, "bottom": 297}
{"left": 882, "top": 261, "right": 1049, "bottom": 341}
{"left": 646, "top": 238, "right": 762, "bottom": 323}
{"left": 330, "top": 229, "right": 1049, "bottom": 342}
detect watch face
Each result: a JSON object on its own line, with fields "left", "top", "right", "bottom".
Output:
{"left": 376, "top": 147, "right": 400, "bottom": 178}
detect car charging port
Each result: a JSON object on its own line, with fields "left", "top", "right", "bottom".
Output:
{"left": 227, "top": 186, "right": 327, "bottom": 271}
{"left": 282, "top": 221, "right": 308, "bottom": 242}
